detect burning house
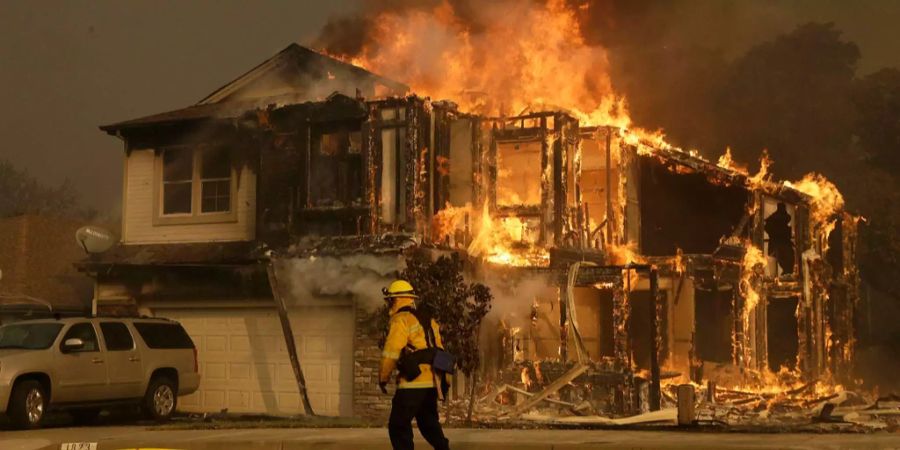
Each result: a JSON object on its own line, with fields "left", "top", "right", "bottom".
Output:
{"left": 80, "top": 42, "right": 859, "bottom": 421}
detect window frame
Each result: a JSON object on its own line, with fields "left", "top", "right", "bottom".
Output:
{"left": 133, "top": 322, "right": 195, "bottom": 350}
{"left": 307, "top": 126, "right": 365, "bottom": 208}
{"left": 59, "top": 322, "right": 101, "bottom": 353}
{"left": 153, "top": 145, "right": 239, "bottom": 226}
{"left": 377, "top": 106, "right": 408, "bottom": 226}
{"left": 99, "top": 321, "right": 136, "bottom": 352}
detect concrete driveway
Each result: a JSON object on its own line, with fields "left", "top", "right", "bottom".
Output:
{"left": 3, "top": 426, "right": 900, "bottom": 450}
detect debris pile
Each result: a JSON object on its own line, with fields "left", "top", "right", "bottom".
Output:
{"left": 442, "top": 368, "right": 899, "bottom": 432}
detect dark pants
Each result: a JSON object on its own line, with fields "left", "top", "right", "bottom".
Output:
{"left": 388, "top": 388, "right": 449, "bottom": 450}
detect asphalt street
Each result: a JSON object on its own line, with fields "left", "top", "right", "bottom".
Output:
{"left": 2, "top": 426, "right": 900, "bottom": 450}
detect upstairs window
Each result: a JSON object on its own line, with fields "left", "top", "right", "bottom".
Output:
{"left": 162, "top": 149, "right": 193, "bottom": 214}
{"left": 308, "top": 128, "right": 363, "bottom": 208}
{"left": 201, "top": 146, "right": 232, "bottom": 213}
{"left": 157, "top": 146, "right": 235, "bottom": 224}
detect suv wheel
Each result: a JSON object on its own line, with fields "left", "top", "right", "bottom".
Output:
{"left": 143, "top": 376, "right": 177, "bottom": 422}
{"left": 9, "top": 380, "right": 47, "bottom": 429}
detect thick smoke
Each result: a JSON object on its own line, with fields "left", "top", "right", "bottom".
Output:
{"left": 477, "top": 271, "right": 555, "bottom": 330}
{"left": 276, "top": 254, "right": 405, "bottom": 311}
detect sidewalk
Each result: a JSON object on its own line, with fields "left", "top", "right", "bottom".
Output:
{"left": 3, "top": 426, "right": 900, "bottom": 450}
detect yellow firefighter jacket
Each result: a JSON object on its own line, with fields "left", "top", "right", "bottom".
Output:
{"left": 379, "top": 297, "right": 445, "bottom": 389}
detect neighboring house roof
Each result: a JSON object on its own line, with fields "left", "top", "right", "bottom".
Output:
{"left": 77, "top": 241, "right": 262, "bottom": 268}
{"left": 100, "top": 44, "right": 407, "bottom": 134}
{"left": 0, "top": 215, "right": 93, "bottom": 313}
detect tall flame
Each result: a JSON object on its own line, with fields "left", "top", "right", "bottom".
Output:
{"left": 338, "top": 0, "right": 630, "bottom": 128}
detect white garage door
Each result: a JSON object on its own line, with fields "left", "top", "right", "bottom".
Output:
{"left": 153, "top": 306, "right": 354, "bottom": 417}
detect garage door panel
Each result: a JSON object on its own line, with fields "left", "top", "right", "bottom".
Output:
{"left": 304, "top": 362, "right": 327, "bottom": 382}
{"left": 229, "top": 335, "right": 251, "bottom": 352}
{"left": 178, "top": 317, "right": 204, "bottom": 330}
{"left": 203, "top": 390, "right": 226, "bottom": 409}
{"left": 155, "top": 306, "right": 354, "bottom": 417}
{"left": 180, "top": 391, "right": 200, "bottom": 408}
{"left": 205, "top": 317, "right": 230, "bottom": 332}
{"left": 303, "top": 336, "right": 328, "bottom": 355}
{"left": 327, "top": 339, "right": 352, "bottom": 354}
{"left": 205, "top": 362, "right": 227, "bottom": 379}
{"left": 228, "top": 362, "right": 251, "bottom": 380}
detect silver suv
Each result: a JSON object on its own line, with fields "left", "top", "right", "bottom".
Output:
{"left": 0, "top": 316, "right": 201, "bottom": 429}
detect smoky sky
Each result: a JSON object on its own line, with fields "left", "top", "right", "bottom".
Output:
{"left": 2, "top": 0, "right": 899, "bottom": 215}
{"left": 0, "top": 0, "right": 360, "bottom": 216}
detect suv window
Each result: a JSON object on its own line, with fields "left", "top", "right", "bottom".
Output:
{"left": 61, "top": 323, "right": 99, "bottom": 352}
{"left": 0, "top": 323, "right": 63, "bottom": 350}
{"left": 133, "top": 322, "right": 194, "bottom": 349}
{"left": 100, "top": 322, "right": 135, "bottom": 351}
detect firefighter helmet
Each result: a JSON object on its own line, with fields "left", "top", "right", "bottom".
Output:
{"left": 382, "top": 280, "right": 418, "bottom": 299}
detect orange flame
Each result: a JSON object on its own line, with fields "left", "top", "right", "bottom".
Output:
{"left": 716, "top": 147, "right": 747, "bottom": 175}
{"left": 341, "top": 0, "right": 630, "bottom": 128}
{"left": 433, "top": 203, "right": 549, "bottom": 267}
{"left": 784, "top": 173, "right": 845, "bottom": 230}
{"left": 740, "top": 243, "right": 766, "bottom": 320}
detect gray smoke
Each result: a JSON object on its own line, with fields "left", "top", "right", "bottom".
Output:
{"left": 276, "top": 254, "right": 405, "bottom": 311}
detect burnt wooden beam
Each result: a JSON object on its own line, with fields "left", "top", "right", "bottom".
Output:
{"left": 559, "top": 285, "right": 568, "bottom": 362}
{"left": 487, "top": 123, "right": 498, "bottom": 211}
{"left": 364, "top": 104, "right": 379, "bottom": 233}
{"left": 553, "top": 116, "right": 565, "bottom": 245}
{"left": 266, "top": 261, "right": 316, "bottom": 416}
{"left": 605, "top": 127, "right": 614, "bottom": 245}
{"left": 540, "top": 116, "right": 552, "bottom": 245}
{"left": 493, "top": 128, "right": 544, "bottom": 142}
{"left": 649, "top": 267, "right": 661, "bottom": 411}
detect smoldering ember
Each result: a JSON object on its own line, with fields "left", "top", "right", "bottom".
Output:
{"left": 4, "top": 1, "right": 900, "bottom": 445}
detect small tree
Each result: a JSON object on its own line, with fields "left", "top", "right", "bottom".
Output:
{"left": 372, "top": 252, "right": 492, "bottom": 375}
{"left": 401, "top": 252, "right": 492, "bottom": 378}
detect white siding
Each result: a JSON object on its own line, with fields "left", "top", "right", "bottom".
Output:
{"left": 122, "top": 149, "right": 256, "bottom": 244}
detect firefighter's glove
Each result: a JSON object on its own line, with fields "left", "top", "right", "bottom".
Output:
{"left": 379, "top": 381, "right": 388, "bottom": 394}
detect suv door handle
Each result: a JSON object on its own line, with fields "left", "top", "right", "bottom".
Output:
{"left": 91, "top": 358, "right": 104, "bottom": 364}
{"left": 128, "top": 356, "right": 141, "bottom": 362}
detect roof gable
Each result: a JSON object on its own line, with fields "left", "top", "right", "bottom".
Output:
{"left": 198, "top": 44, "right": 407, "bottom": 105}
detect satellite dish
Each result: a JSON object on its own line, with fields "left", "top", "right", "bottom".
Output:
{"left": 75, "top": 225, "right": 117, "bottom": 254}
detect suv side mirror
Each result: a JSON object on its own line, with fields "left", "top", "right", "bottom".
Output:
{"left": 62, "top": 338, "right": 85, "bottom": 353}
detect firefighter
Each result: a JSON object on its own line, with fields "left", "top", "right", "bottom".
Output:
{"left": 379, "top": 280, "right": 450, "bottom": 450}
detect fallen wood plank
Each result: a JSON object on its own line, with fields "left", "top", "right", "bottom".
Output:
{"left": 857, "top": 408, "right": 900, "bottom": 416}
{"left": 521, "top": 408, "right": 677, "bottom": 426}
{"left": 611, "top": 408, "right": 677, "bottom": 425}
{"left": 506, "top": 385, "right": 578, "bottom": 407}
{"left": 730, "top": 396, "right": 762, "bottom": 406}
{"left": 510, "top": 364, "right": 588, "bottom": 417}
{"left": 478, "top": 384, "right": 509, "bottom": 404}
